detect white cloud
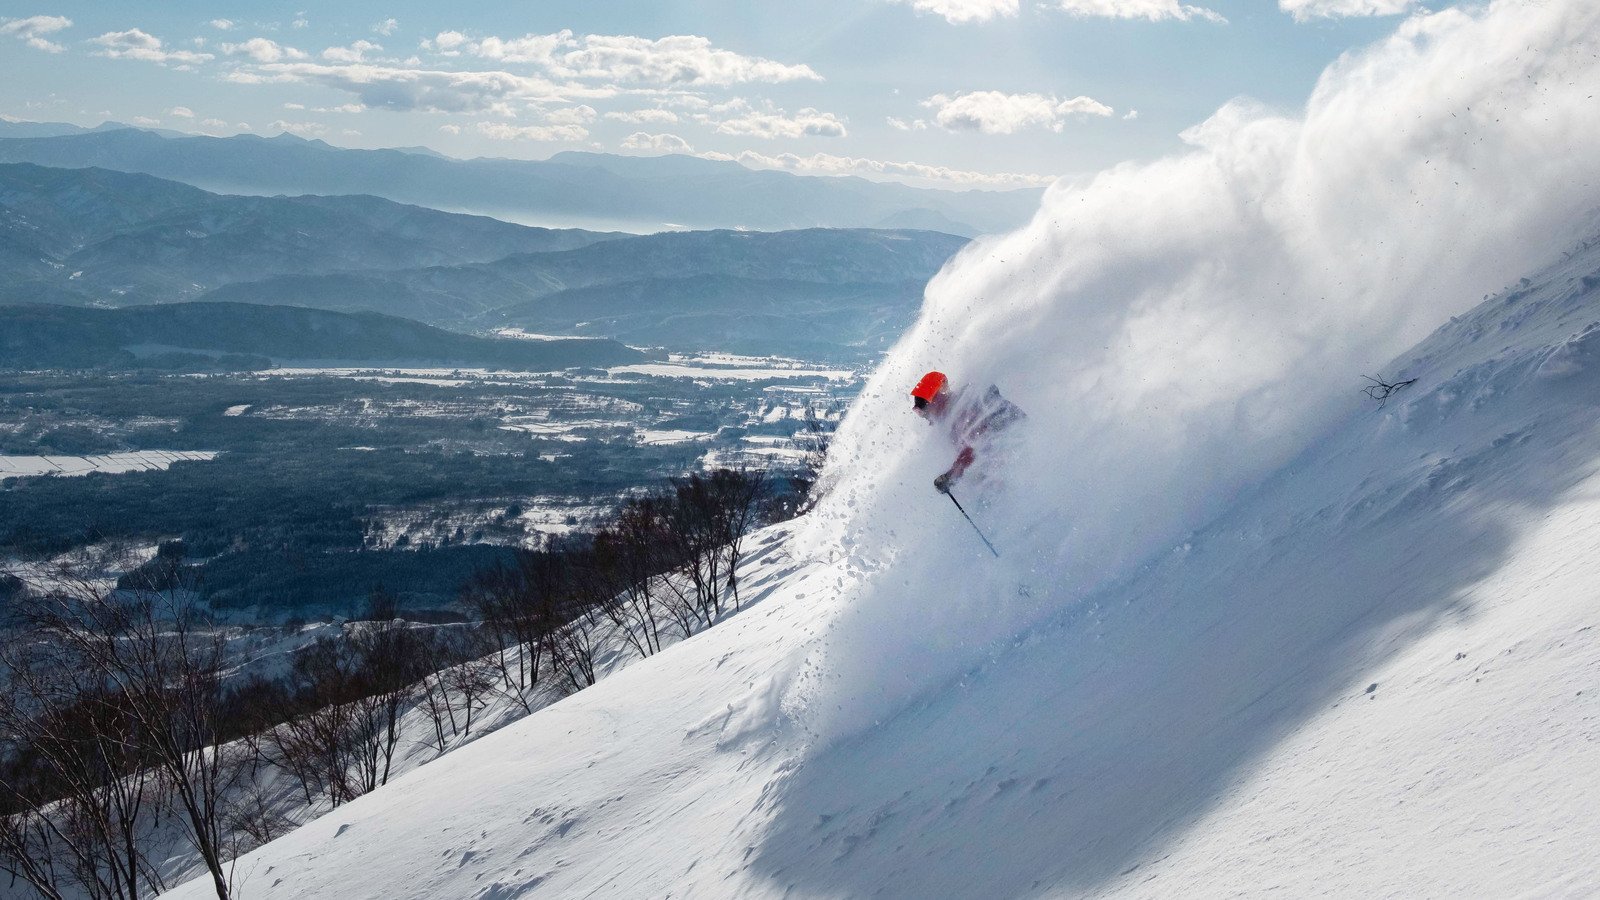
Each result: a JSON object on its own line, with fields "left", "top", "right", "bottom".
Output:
{"left": 886, "top": 0, "right": 1019, "bottom": 24}
{"left": 322, "top": 39, "right": 381, "bottom": 63}
{"left": 444, "top": 30, "right": 821, "bottom": 86}
{"left": 439, "top": 124, "right": 461, "bottom": 135}
{"left": 292, "top": 16, "right": 309, "bottom": 29}
{"left": 315, "top": 103, "right": 364, "bottom": 114}
{"left": 474, "top": 120, "right": 588, "bottom": 142}
{"left": 544, "top": 104, "right": 597, "bottom": 125}
{"left": 467, "top": 30, "right": 571, "bottom": 64}
{"left": 661, "top": 94, "right": 712, "bottom": 110}
{"left": 130, "top": 116, "right": 161, "bottom": 127}
{"left": 244, "top": 62, "right": 601, "bottom": 113}
{"left": 711, "top": 105, "right": 847, "bottom": 139}
{"left": 604, "top": 108, "right": 680, "bottom": 124}
{"left": 166, "top": 106, "right": 195, "bottom": 118}
{"left": 887, "top": 116, "right": 929, "bottom": 131}
{"left": 1280, "top": 0, "right": 1414, "bottom": 21}
{"left": 922, "top": 90, "right": 1113, "bottom": 133}
{"left": 270, "top": 119, "right": 326, "bottom": 136}
{"left": 721, "top": 148, "right": 1055, "bottom": 187}
{"left": 373, "top": 18, "right": 399, "bottom": 36}
{"left": 621, "top": 131, "right": 694, "bottom": 152}
{"left": 209, "top": 19, "right": 234, "bottom": 31}
{"left": 1048, "top": 0, "right": 1227, "bottom": 23}
{"left": 559, "top": 34, "right": 822, "bottom": 85}
{"left": 1123, "top": 109, "right": 1139, "bottom": 120}
{"left": 1, "top": 15, "right": 71, "bottom": 52}
{"left": 91, "top": 28, "right": 214, "bottom": 65}
{"left": 223, "top": 38, "right": 308, "bottom": 63}
{"left": 201, "top": 117, "right": 227, "bottom": 128}
{"left": 421, "top": 30, "right": 469, "bottom": 56}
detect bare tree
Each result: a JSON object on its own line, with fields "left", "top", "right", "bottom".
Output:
{"left": 1360, "top": 373, "right": 1418, "bottom": 409}
{"left": 442, "top": 655, "right": 497, "bottom": 738}
{"left": 349, "top": 588, "right": 421, "bottom": 789}
{"left": 661, "top": 474, "right": 727, "bottom": 629}
{"left": 0, "top": 675, "right": 165, "bottom": 900}
{"left": 707, "top": 468, "right": 770, "bottom": 610}
{"left": 590, "top": 497, "right": 671, "bottom": 657}
{"left": 544, "top": 613, "right": 602, "bottom": 694}
{"left": 463, "top": 564, "right": 548, "bottom": 710}
{"left": 1, "top": 570, "right": 241, "bottom": 900}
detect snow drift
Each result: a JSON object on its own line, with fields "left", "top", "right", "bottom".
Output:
{"left": 787, "top": 0, "right": 1600, "bottom": 743}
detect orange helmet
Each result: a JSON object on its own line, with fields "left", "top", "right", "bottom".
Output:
{"left": 911, "top": 371, "right": 947, "bottom": 407}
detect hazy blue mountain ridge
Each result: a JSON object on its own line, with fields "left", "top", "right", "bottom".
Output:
{"left": 495, "top": 275, "right": 931, "bottom": 359}
{"left": 0, "top": 128, "right": 1040, "bottom": 235}
{"left": 200, "top": 228, "right": 969, "bottom": 358}
{"left": 0, "top": 163, "right": 621, "bottom": 303}
{"left": 1, "top": 161, "right": 973, "bottom": 360}
{"left": 0, "top": 302, "right": 645, "bottom": 370}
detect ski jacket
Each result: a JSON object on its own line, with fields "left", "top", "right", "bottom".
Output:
{"left": 937, "top": 384, "right": 1026, "bottom": 481}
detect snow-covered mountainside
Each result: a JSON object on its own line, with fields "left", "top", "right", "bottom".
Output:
{"left": 172, "top": 2, "right": 1600, "bottom": 896}
{"left": 173, "top": 231, "right": 1600, "bottom": 900}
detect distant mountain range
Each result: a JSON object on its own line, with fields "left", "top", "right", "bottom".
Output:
{"left": 206, "top": 228, "right": 968, "bottom": 359}
{"left": 0, "top": 124, "right": 1040, "bottom": 236}
{"left": 0, "top": 163, "right": 620, "bottom": 306}
{"left": 0, "top": 302, "right": 645, "bottom": 371}
{"left": 1, "top": 163, "right": 968, "bottom": 360}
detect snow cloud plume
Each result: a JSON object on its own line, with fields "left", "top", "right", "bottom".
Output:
{"left": 784, "top": 0, "right": 1600, "bottom": 743}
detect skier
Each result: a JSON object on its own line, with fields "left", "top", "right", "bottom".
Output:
{"left": 910, "top": 370, "right": 1026, "bottom": 495}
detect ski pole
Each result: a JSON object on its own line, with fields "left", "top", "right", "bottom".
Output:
{"left": 946, "top": 491, "right": 1000, "bottom": 558}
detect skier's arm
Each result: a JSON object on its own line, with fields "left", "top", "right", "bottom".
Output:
{"left": 935, "top": 446, "right": 976, "bottom": 493}
{"left": 950, "top": 445, "right": 976, "bottom": 478}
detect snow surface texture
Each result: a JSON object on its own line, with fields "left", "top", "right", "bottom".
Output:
{"left": 172, "top": 2, "right": 1600, "bottom": 897}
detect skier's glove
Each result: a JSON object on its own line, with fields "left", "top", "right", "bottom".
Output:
{"left": 934, "top": 471, "right": 953, "bottom": 494}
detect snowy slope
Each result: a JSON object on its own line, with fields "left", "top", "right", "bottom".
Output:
{"left": 172, "top": 227, "right": 1600, "bottom": 900}
{"left": 170, "top": 2, "right": 1600, "bottom": 896}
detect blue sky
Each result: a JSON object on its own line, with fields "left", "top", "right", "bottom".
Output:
{"left": 1, "top": 0, "right": 1427, "bottom": 190}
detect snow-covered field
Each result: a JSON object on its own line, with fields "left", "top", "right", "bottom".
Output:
{"left": 167, "top": 2, "right": 1600, "bottom": 896}
{"left": 604, "top": 353, "right": 856, "bottom": 382}
{"left": 266, "top": 356, "right": 855, "bottom": 385}
{"left": 0, "top": 450, "right": 219, "bottom": 478}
